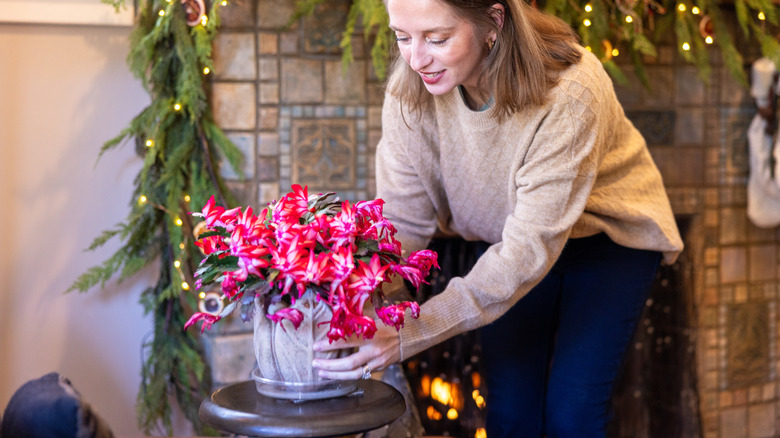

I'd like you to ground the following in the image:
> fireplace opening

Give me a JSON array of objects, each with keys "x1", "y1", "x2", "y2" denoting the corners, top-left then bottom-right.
[{"x1": 404, "y1": 218, "x2": 699, "y2": 437}]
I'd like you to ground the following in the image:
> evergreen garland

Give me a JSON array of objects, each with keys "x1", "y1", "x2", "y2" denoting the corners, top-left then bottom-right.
[
  {"x1": 70, "y1": 0, "x2": 242, "y2": 434},
  {"x1": 296, "y1": 0, "x2": 780, "y2": 86}
]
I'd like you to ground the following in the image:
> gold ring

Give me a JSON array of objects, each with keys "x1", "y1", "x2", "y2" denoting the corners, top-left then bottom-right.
[{"x1": 361, "y1": 364, "x2": 371, "y2": 380}]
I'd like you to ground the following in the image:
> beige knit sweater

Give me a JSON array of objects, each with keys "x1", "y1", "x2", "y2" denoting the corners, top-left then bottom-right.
[{"x1": 376, "y1": 48, "x2": 684, "y2": 361}]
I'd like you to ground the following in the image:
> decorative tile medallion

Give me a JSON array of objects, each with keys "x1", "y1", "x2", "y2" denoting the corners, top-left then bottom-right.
[
  {"x1": 281, "y1": 105, "x2": 369, "y2": 202},
  {"x1": 292, "y1": 119, "x2": 355, "y2": 189}
]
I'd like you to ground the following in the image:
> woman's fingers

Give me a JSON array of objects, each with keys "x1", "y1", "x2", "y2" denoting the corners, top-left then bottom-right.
[
  {"x1": 312, "y1": 350, "x2": 373, "y2": 380},
  {"x1": 312, "y1": 324, "x2": 402, "y2": 380}
]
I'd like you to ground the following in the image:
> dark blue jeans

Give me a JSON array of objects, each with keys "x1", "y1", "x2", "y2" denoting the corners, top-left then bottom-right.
[{"x1": 479, "y1": 233, "x2": 661, "y2": 438}]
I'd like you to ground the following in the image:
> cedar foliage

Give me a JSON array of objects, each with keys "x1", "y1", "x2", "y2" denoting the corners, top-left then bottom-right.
[
  {"x1": 298, "y1": 0, "x2": 780, "y2": 87},
  {"x1": 71, "y1": 0, "x2": 241, "y2": 434}
]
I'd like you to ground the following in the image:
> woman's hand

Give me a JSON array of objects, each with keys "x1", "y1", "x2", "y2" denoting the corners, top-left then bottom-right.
[{"x1": 312, "y1": 323, "x2": 402, "y2": 380}]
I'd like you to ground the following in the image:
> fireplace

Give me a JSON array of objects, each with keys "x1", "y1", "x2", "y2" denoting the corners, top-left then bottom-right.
[{"x1": 403, "y1": 218, "x2": 700, "y2": 438}]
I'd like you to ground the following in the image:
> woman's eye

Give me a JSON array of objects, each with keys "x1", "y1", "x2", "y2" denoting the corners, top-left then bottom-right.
[
  {"x1": 426, "y1": 38, "x2": 447, "y2": 46},
  {"x1": 395, "y1": 35, "x2": 410, "y2": 43}
]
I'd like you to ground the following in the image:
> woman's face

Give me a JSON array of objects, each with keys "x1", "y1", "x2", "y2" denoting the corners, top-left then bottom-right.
[{"x1": 387, "y1": 0, "x2": 489, "y2": 101}]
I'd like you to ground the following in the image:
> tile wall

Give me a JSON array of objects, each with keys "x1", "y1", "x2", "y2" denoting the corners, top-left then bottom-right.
[{"x1": 204, "y1": 1, "x2": 780, "y2": 436}]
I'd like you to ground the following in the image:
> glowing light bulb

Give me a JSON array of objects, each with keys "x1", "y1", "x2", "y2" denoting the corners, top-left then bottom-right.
[
  {"x1": 583, "y1": 19, "x2": 592, "y2": 26},
  {"x1": 585, "y1": 46, "x2": 592, "y2": 52},
  {"x1": 625, "y1": 15, "x2": 633, "y2": 23},
  {"x1": 179, "y1": 243, "x2": 186, "y2": 250},
  {"x1": 145, "y1": 139, "x2": 154, "y2": 147},
  {"x1": 678, "y1": 4, "x2": 686, "y2": 12},
  {"x1": 758, "y1": 11, "x2": 766, "y2": 20},
  {"x1": 138, "y1": 195, "x2": 147, "y2": 204},
  {"x1": 705, "y1": 36, "x2": 714, "y2": 44},
  {"x1": 200, "y1": 15, "x2": 208, "y2": 25},
  {"x1": 184, "y1": 195, "x2": 191, "y2": 202},
  {"x1": 174, "y1": 260, "x2": 181, "y2": 268},
  {"x1": 682, "y1": 42, "x2": 691, "y2": 50},
  {"x1": 612, "y1": 48, "x2": 620, "y2": 57},
  {"x1": 175, "y1": 217, "x2": 183, "y2": 226},
  {"x1": 446, "y1": 408, "x2": 458, "y2": 420},
  {"x1": 203, "y1": 67, "x2": 210, "y2": 75},
  {"x1": 584, "y1": 3, "x2": 592, "y2": 12},
  {"x1": 174, "y1": 103, "x2": 182, "y2": 111},
  {"x1": 691, "y1": 6, "x2": 700, "y2": 14},
  {"x1": 182, "y1": 282, "x2": 190, "y2": 291},
  {"x1": 199, "y1": 291, "x2": 206, "y2": 299},
  {"x1": 475, "y1": 428, "x2": 487, "y2": 438},
  {"x1": 158, "y1": 9, "x2": 165, "y2": 16},
  {"x1": 221, "y1": 0, "x2": 227, "y2": 5}
]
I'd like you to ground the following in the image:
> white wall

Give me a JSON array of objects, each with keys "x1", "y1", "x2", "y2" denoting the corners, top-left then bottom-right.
[{"x1": 0, "y1": 23, "x2": 155, "y2": 436}]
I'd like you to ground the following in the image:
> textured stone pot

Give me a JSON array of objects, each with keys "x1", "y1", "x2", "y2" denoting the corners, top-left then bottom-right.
[{"x1": 252, "y1": 291, "x2": 355, "y2": 400}]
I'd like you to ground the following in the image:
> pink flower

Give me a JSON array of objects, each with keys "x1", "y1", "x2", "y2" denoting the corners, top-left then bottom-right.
[
  {"x1": 347, "y1": 254, "x2": 389, "y2": 294},
  {"x1": 376, "y1": 302, "x2": 420, "y2": 331},
  {"x1": 272, "y1": 184, "x2": 310, "y2": 224},
  {"x1": 266, "y1": 308, "x2": 304, "y2": 332},
  {"x1": 327, "y1": 201, "x2": 358, "y2": 250},
  {"x1": 186, "y1": 185, "x2": 437, "y2": 343},
  {"x1": 406, "y1": 249, "x2": 440, "y2": 272},
  {"x1": 184, "y1": 312, "x2": 222, "y2": 333}
]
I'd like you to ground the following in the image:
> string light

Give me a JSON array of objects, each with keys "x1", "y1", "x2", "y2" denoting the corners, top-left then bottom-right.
[
  {"x1": 678, "y1": 4, "x2": 686, "y2": 12},
  {"x1": 174, "y1": 260, "x2": 181, "y2": 268},
  {"x1": 758, "y1": 11, "x2": 766, "y2": 20},
  {"x1": 201, "y1": 15, "x2": 208, "y2": 26},
  {"x1": 199, "y1": 291, "x2": 207, "y2": 299},
  {"x1": 179, "y1": 243, "x2": 186, "y2": 250},
  {"x1": 584, "y1": 3, "x2": 593, "y2": 12},
  {"x1": 221, "y1": 0, "x2": 227, "y2": 5},
  {"x1": 612, "y1": 48, "x2": 620, "y2": 57},
  {"x1": 182, "y1": 282, "x2": 190, "y2": 291},
  {"x1": 682, "y1": 42, "x2": 691, "y2": 50},
  {"x1": 175, "y1": 217, "x2": 183, "y2": 226},
  {"x1": 184, "y1": 195, "x2": 191, "y2": 202},
  {"x1": 691, "y1": 6, "x2": 700, "y2": 14},
  {"x1": 585, "y1": 45, "x2": 592, "y2": 51},
  {"x1": 446, "y1": 408, "x2": 458, "y2": 420},
  {"x1": 158, "y1": 9, "x2": 165, "y2": 16},
  {"x1": 583, "y1": 19, "x2": 592, "y2": 26},
  {"x1": 705, "y1": 36, "x2": 714, "y2": 44},
  {"x1": 475, "y1": 428, "x2": 487, "y2": 438},
  {"x1": 138, "y1": 195, "x2": 148, "y2": 204},
  {"x1": 174, "y1": 103, "x2": 182, "y2": 111},
  {"x1": 625, "y1": 15, "x2": 633, "y2": 23},
  {"x1": 203, "y1": 67, "x2": 210, "y2": 75},
  {"x1": 145, "y1": 139, "x2": 154, "y2": 147}
]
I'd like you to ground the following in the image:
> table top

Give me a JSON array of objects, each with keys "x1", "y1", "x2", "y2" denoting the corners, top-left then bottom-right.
[{"x1": 198, "y1": 379, "x2": 406, "y2": 438}]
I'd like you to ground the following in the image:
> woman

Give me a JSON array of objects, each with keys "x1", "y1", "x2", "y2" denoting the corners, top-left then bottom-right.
[{"x1": 313, "y1": 0, "x2": 684, "y2": 436}]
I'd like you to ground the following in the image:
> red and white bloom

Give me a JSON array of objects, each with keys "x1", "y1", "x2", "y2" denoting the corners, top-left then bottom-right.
[{"x1": 186, "y1": 185, "x2": 439, "y2": 342}]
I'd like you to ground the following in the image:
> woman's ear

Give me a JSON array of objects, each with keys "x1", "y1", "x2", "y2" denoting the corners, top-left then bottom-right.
[{"x1": 489, "y1": 3, "x2": 505, "y2": 30}]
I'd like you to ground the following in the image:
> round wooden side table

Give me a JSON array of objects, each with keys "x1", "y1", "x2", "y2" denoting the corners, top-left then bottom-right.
[{"x1": 199, "y1": 379, "x2": 406, "y2": 438}]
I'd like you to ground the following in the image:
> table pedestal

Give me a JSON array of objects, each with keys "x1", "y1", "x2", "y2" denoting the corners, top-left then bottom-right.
[{"x1": 199, "y1": 379, "x2": 406, "y2": 438}]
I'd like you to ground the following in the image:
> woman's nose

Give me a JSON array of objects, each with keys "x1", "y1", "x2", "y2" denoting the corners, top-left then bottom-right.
[{"x1": 408, "y1": 40, "x2": 430, "y2": 71}]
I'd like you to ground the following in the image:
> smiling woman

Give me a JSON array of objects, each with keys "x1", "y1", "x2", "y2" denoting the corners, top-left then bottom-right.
[{"x1": 310, "y1": 2, "x2": 684, "y2": 437}]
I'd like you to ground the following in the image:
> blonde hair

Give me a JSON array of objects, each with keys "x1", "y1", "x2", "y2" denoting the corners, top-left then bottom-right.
[{"x1": 386, "y1": 0, "x2": 581, "y2": 122}]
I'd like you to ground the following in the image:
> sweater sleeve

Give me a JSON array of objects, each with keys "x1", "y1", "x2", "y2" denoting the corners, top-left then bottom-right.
[
  {"x1": 397, "y1": 68, "x2": 619, "y2": 360},
  {"x1": 376, "y1": 94, "x2": 440, "y2": 255}
]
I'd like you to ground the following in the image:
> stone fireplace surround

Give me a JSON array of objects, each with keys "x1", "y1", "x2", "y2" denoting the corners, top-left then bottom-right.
[{"x1": 200, "y1": 1, "x2": 780, "y2": 437}]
